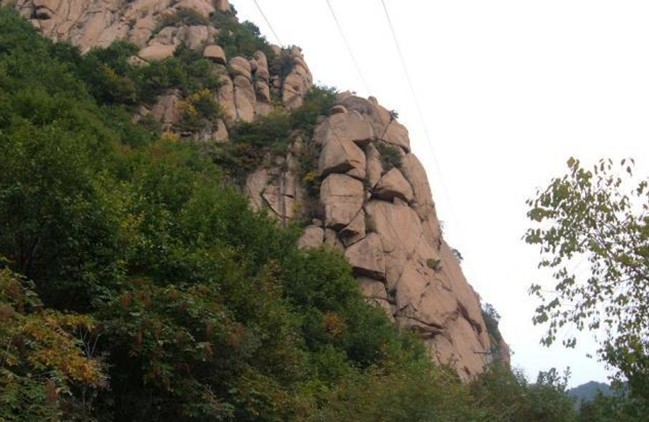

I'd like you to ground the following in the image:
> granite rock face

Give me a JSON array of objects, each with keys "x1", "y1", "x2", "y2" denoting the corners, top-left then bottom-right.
[
  {"x1": 11, "y1": 0, "x2": 506, "y2": 381},
  {"x1": 4, "y1": 0, "x2": 312, "y2": 135},
  {"x1": 288, "y1": 95, "x2": 505, "y2": 380}
]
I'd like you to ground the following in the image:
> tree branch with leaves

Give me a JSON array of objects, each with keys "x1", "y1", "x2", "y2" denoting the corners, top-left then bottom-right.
[{"x1": 525, "y1": 157, "x2": 649, "y2": 399}]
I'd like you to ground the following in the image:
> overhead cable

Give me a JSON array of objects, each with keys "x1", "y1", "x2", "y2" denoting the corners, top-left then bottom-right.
[
  {"x1": 379, "y1": 0, "x2": 472, "y2": 278},
  {"x1": 325, "y1": 0, "x2": 372, "y2": 95},
  {"x1": 252, "y1": 0, "x2": 283, "y2": 46}
]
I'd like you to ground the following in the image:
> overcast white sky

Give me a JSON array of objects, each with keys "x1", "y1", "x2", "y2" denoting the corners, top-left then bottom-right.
[{"x1": 233, "y1": 0, "x2": 649, "y2": 387}]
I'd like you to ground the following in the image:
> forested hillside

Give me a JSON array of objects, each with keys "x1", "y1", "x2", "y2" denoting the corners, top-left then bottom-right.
[{"x1": 0, "y1": 6, "x2": 586, "y2": 421}]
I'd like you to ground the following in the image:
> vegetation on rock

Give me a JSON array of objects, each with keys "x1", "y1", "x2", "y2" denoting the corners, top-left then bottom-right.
[{"x1": 0, "y1": 6, "x2": 603, "y2": 421}]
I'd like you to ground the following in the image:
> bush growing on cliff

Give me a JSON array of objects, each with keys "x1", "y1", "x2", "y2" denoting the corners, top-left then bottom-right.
[
  {"x1": 0, "y1": 7, "x2": 595, "y2": 421},
  {"x1": 212, "y1": 10, "x2": 275, "y2": 60}
]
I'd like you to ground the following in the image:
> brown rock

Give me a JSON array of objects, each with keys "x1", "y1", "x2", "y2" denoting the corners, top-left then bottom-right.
[
  {"x1": 245, "y1": 168, "x2": 269, "y2": 212},
  {"x1": 255, "y1": 79, "x2": 271, "y2": 103},
  {"x1": 229, "y1": 56, "x2": 252, "y2": 80},
  {"x1": 327, "y1": 111, "x2": 375, "y2": 146},
  {"x1": 298, "y1": 225, "x2": 324, "y2": 250},
  {"x1": 149, "y1": 26, "x2": 180, "y2": 47},
  {"x1": 217, "y1": 74, "x2": 236, "y2": 121},
  {"x1": 214, "y1": 0, "x2": 230, "y2": 12},
  {"x1": 320, "y1": 174, "x2": 364, "y2": 230},
  {"x1": 329, "y1": 105, "x2": 347, "y2": 115},
  {"x1": 357, "y1": 277, "x2": 388, "y2": 299},
  {"x1": 365, "y1": 143, "x2": 383, "y2": 189},
  {"x1": 138, "y1": 44, "x2": 176, "y2": 61},
  {"x1": 374, "y1": 167, "x2": 415, "y2": 203},
  {"x1": 344, "y1": 233, "x2": 385, "y2": 280},
  {"x1": 339, "y1": 209, "x2": 366, "y2": 247},
  {"x1": 365, "y1": 200, "x2": 422, "y2": 257},
  {"x1": 150, "y1": 90, "x2": 180, "y2": 128},
  {"x1": 211, "y1": 119, "x2": 229, "y2": 143},
  {"x1": 233, "y1": 75, "x2": 255, "y2": 122},
  {"x1": 400, "y1": 154, "x2": 435, "y2": 220},
  {"x1": 253, "y1": 50, "x2": 268, "y2": 70},
  {"x1": 203, "y1": 44, "x2": 226, "y2": 64},
  {"x1": 324, "y1": 228, "x2": 345, "y2": 251},
  {"x1": 186, "y1": 25, "x2": 213, "y2": 50},
  {"x1": 318, "y1": 130, "x2": 366, "y2": 179},
  {"x1": 382, "y1": 121, "x2": 411, "y2": 152},
  {"x1": 175, "y1": 0, "x2": 214, "y2": 18}
]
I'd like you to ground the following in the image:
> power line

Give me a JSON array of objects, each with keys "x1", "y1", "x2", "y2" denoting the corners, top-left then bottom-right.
[
  {"x1": 252, "y1": 0, "x2": 283, "y2": 46},
  {"x1": 379, "y1": 0, "x2": 438, "y2": 169},
  {"x1": 379, "y1": 0, "x2": 475, "y2": 284},
  {"x1": 379, "y1": 3, "x2": 455, "y2": 214},
  {"x1": 324, "y1": 0, "x2": 372, "y2": 95}
]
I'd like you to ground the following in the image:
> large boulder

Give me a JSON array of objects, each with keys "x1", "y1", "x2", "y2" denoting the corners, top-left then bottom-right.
[
  {"x1": 374, "y1": 167, "x2": 414, "y2": 203},
  {"x1": 320, "y1": 174, "x2": 364, "y2": 230},
  {"x1": 229, "y1": 56, "x2": 252, "y2": 80},
  {"x1": 217, "y1": 74, "x2": 236, "y2": 121},
  {"x1": 326, "y1": 111, "x2": 375, "y2": 146},
  {"x1": 298, "y1": 225, "x2": 324, "y2": 249},
  {"x1": 318, "y1": 132, "x2": 366, "y2": 179},
  {"x1": 233, "y1": 75, "x2": 255, "y2": 122},
  {"x1": 203, "y1": 44, "x2": 226, "y2": 64},
  {"x1": 138, "y1": 44, "x2": 176, "y2": 61},
  {"x1": 344, "y1": 233, "x2": 385, "y2": 280},
  {"x1": 150, "y1": 90, "x2": 181, "y2": 129}
]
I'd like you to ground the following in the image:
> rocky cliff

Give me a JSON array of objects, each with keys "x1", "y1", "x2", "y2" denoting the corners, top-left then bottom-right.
[{"x1": 4, "y1": 0, "x2": 507, "y2": 380}]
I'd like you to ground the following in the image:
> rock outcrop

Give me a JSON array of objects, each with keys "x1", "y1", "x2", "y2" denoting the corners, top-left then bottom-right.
[
  {"x1": 293, "y1": 95, "x2": 501, "y2": 380},
  {"x1": 4, "y1": 0, "x2": 313, "y2": 136},
  {"x1": 9, "y1": 0, "x2": 505, "y2": 381},
  {"x1": 6, "y1": 0, "x2": 228, "y2": 51}
]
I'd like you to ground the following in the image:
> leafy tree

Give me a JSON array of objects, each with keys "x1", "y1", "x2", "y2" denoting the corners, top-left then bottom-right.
[
  {"x1": 470, "y1": 366, "x2": 577, "y2": 422},
  {"x1": 525, "y1": 157, "x2": 649, "y2": 399},
  {"x1": 0, "y1": 264, "x2": 105, "y2": 421}
]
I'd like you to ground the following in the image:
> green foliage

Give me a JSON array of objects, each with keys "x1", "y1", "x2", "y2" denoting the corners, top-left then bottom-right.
[
  {"x1": 482, "y1": 303, "x2": 503, "y2": 344},
  {"x1": 157, "y1": 7, "x2": 210, "y2": 30},
  {"x1": 577, "y1": 388, "x2": 648, "y2": 421},
  {"x1": 177, "y1": 88, "x2": 223, "y2": 132},
  {"x1": 269, "y1": 48, "x2": 296, "y2": 83},
  {"x1": 525, "y1": 157, "x2": 649, "y2": 400},
  {"x1": 471, "y1": 366, "x2": 577, "y2": 422},
  {"x1": 0, "y1": 7, "x2": 605, "y2": 421},
  {"x1": 375, "y1": 141, "x2": 403, "y2": 170},
  {"x1": 289, "y1": 85, "x2": 337, "y2": 137},
  {"x1": 212, "y1": 10, "x2": 275, "y2": 59},
  {"x1": 312, "y1": 360, "x2": 479, "y2": 422},
  {"x1": 426, "y1": 258, "x2": 442, "y2": 272},
  {"x1": 213, "y1": 85, "x2": 337, "y2": 184},
  {"x1": 0, "y1": 265, "x2": 105, "y2": 421}
]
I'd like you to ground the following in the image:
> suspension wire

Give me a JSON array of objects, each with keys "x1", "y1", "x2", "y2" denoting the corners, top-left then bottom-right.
[
  {"x1": 379, "y1": 0, "x2": 482, "y2": 294},
  {"x1": 324, "y1": 0, "x2": 372, "y2": 95},
  {"x1": 251, "y1": 0, "x2": 283, "y2": 46}
]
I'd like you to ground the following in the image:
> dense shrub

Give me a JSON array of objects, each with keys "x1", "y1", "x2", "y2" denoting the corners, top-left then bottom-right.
[{"x1": 212, "y1": 10, "x2": 275, "y2": 59}]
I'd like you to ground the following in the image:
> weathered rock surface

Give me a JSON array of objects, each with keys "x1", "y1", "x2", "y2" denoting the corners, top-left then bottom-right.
[
  {"x1": 344, "y1": 233, "x2": 385, "y2": 280},
  {"x1": 282, "y1": 47, "x2": 313, "y2": 110},
  {"x1": 233, "y1": 74, "x2": 255, "y2": 122},
  {"x1": 5, "y1": 0, "x2": 313, "y2": 136},
  {"x1": 298, "y1": 225, "x2": 324, "y2": 250},
  {"x1": 303, "y1": 96, "x2": 506, "y2": 380},
  {"x1": 203, "y1": 44, "x2": 226, "y2": 64},
  {"x1": 12, "y1": 0, "x2": 508, "y2": 381},
  {"x1": 318, "y1": 133, "x2": 366, "y2": 179},
  {"x1": 374, "y1": 167, "x2": 415, "y2": 203},
  {"x1": 320, "y1": 174, "x2": 364, "y2": 230}
]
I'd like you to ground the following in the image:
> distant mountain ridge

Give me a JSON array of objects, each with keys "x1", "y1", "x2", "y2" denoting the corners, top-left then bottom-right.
[{"x1": 567, "y1": 381, "x2": 613, "y2": 403}]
